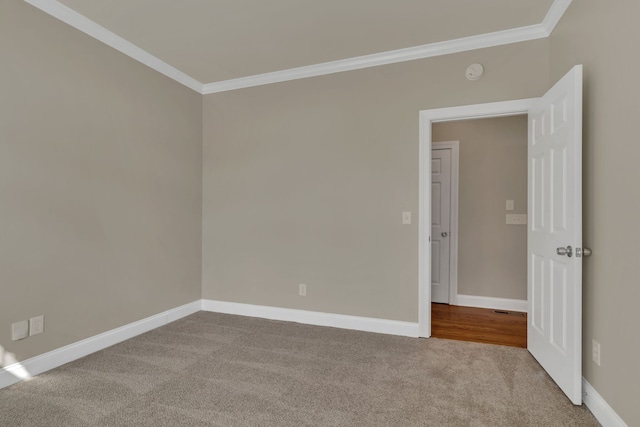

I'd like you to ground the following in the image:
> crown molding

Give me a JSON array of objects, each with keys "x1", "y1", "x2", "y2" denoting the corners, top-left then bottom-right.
[
  {"x1": 23, "y1": 0, "x2": 204, "y2": 93},
  {"x1": 202, "y1": 24, "x2": 548, "y2": 94},
  {"x1": 201, "y1": 0, "x2": 572, "y2": 94},
  {"x1": 24, "y1": 0, "x2": 571, "y2": 95},
  {"x1": 542, "y1": 0, "x2": 573, "y2": 35}
]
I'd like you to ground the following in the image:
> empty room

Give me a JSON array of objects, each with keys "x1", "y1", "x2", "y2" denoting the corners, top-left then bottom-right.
[{"x1": 1, "y1": 1, "x2": 638, "y2": 426}]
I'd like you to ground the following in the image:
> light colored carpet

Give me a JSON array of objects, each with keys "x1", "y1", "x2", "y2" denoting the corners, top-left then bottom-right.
[{"x1": 0, "y1": 312, "x2": 599, "y2": 426}]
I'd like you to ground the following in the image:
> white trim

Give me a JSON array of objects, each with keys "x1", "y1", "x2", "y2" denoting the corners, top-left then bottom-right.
[
  {"x1": 419, "y1": 98, "x2": 537, "y2": 338},
  {"x1": 23, "y1": 0, "x2": 570, "y2": 94},
  {"x1": 202, "y1": 300, "x2": 419, "y2": 338},
  {"x1": 418, "y1": 109, "x2": 432, "y2": 338},
  {"x1": 1, "y1": 301, "x2": 627, "y2": 427},
  {"x1": 432, "y1": 141, "x2": 460, "y2": 305},
  {"x1": 542, "y1": 0, "x2": 573, "y2": 36},
  {"x1": 582, "y1": 378, "x2": 629, "y2": 427},
  {"x1": 421, "y1": 99, "x2": 538, "y2": 123},
  {"x1": 0, "y1": 300, "x2": 201, "y2": 390},
  {"x1": 202, "y1": 25, "x2": 548, "y2": 94},
  {"x1": 456, "y1": 294, "x2": 528, "y2": 312},
  {"x1": 202, "y1": 0, "x2": 571, "y2": 93},
  {"x1": 23, "y1": 0, "x2": 204, "y2": 93}
]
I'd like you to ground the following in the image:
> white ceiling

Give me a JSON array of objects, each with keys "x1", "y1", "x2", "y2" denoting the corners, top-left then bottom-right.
[{"x1": 26, "y1": 0, "x2": 568, "y2": 93}]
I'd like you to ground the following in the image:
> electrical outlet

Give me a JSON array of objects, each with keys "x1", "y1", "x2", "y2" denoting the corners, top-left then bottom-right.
[
  {"x1": 11, "y1": 320, "x2": 29, "y2": 341},
  {"x1": 29, "y1": 315, "x2": 44, "y2": 336},
  {"x1": 402, "y1": 211, "x2": 412, "y2": 225},
  {"x1": 592, "y1": 339, "x2": 601, "y2": 366},
  {"x1": 299, "y1": 283, "x2": 307, "y2": 296}
]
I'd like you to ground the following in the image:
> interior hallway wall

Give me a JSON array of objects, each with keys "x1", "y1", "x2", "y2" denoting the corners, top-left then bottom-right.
[
  {"x1": 433, "y1": 116, "x2": 528, "y2": 301},
  {"x1": 0, "y1": 1, "x2": 203, "y2": 362}
]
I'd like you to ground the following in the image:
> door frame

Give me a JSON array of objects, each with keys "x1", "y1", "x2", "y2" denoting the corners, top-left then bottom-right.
[
  {"x1": 431, "y1": 141, "x2": 460, "y2": 305},
  {"x1": 418, "y1": 98, "x2": 538, "y2": 338}
]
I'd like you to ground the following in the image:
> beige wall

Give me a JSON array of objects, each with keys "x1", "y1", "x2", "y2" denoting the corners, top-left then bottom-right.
[
  {"x1": 2, "y1": 2, "x2": 636, "y2": 423},
  {"x1": 550, "y1": 1, "x2": 640, "y2": 424},
  {"x1": 433, "y1": 116, "x2": 527, "y2": 301},
  {"x1": 202, "y1": 40, "x2": 549, "y2": 322},
  {"x1": 0, "y1": 1, "x2": 203, "y2": 362}
]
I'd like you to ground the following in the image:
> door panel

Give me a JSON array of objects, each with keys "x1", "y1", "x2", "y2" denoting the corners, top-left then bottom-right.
[
  {"x1": 431, "y1": 182, "x2": 442, "y2": 226},
  {"x1": 530, "y1": 252, "x2": 545, "y2": 335},
  {"x1": 431, "y1": 241, "x2": 441, "y2": 283},
  {"x1": 550, "y1": 259, "x2": 568, "y2": 353},
  {"x1": 531, "y1": 153, "x2": 545, "y2": 231},
  {"x1": 431, "y1": 148, "x2": 451, "y2": 304},
  {"x1": 528, "y1": 65, "x2": 583, "y2": 405}
]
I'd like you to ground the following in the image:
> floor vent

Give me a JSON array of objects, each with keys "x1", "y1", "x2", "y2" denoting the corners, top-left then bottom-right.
[{"x1": 493, "y1": 310, "x2": 526, "y2": 317}]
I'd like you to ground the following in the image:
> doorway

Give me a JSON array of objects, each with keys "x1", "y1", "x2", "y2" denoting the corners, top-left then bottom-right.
[
  {"x1": 418, "y1": 98, "x2": 536, "y2": 339},
  {"x1": 431, "y1": 116, "x2": 529, "y2": 309},
  {"x1": 430, "y1": 116, "x2": 528, "y2": 347},
  {"x1": 418, "y1": 64, "x2": 584, "y2": 406}
]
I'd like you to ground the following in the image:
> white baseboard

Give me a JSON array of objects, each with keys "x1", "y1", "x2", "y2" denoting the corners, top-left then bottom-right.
[
  {"x1": 456, "y1": 294, "x2": 527, "y2": 312},
  {"x1": 582, "y1": 378, "x2": 628, "y2": 427},
  {"x1": 202, "y1": 300, "x2": 419, "y2": 338},
  {"x1": 0, "y1": 300, "x2": 201, "y2": 390},
  {"x1": 1, "y1": 298, "x2": 628, "y2": 427}
]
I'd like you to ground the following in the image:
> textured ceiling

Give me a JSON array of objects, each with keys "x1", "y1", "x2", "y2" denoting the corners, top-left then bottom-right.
[{"x1": 57, "y1": 0, "x2": 555, "y2": 84}]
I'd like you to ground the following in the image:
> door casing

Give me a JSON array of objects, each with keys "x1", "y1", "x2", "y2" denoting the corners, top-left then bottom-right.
[{"x1": 418, "y1": 99, "x2": 538, "y2": 338}]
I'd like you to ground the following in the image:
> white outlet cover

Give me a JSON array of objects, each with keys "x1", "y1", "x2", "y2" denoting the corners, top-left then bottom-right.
[
  {"x1": 402, "y1": 211, "x2": 412, "y2": 225},
  {"x1": 12, "y1": 320, "x2": 29, "y2": 341},
  {"x1": 592, "y1": 340, "x2": 601, "y2": 366},
  {"x1": 29, "y1": 315, "x2": 44, "y2": 336}
]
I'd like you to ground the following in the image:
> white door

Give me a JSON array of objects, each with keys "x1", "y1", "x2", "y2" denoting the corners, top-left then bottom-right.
[
  {"x1": 431, "y1": 148, "x2": 451, "y2": 304},
  {"x1": 528, "y1": 65, "x2": 583, "y2": 404}
]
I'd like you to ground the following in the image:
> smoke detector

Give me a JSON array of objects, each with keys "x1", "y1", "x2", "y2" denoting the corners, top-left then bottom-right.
[{"x1": 465, "y1": 63, "x2": 484, "y2": 81}]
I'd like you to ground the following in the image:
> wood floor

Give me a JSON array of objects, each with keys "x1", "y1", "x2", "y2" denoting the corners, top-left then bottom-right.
[{"x1": 431, "y1": 303, "x2": 527, "y2": 348}]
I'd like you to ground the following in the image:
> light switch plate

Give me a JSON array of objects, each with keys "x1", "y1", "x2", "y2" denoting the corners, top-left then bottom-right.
[
  {"x1": 402, "y1": 211, "x2": 411, "y2": 225},
  {"x1": 12, "y1": 320, "x2": 29, "y2": 341},
  {"x1": 506, "y1": 200, "x2": 515, "y2": 211},
  {"x1": 506, "y1": 214, "x2": 527, "y2": 225}
]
